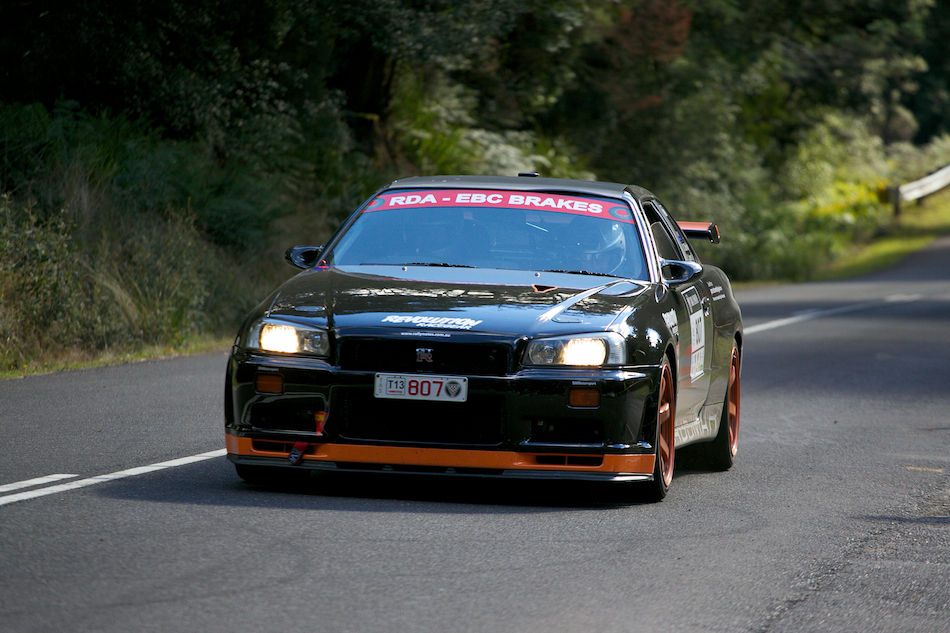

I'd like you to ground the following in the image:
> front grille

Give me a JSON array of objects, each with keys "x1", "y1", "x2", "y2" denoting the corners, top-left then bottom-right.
[
  {"x1": 335, "y1": 387, "x2": 506, "y2": 446},
  {"x1": 339, "y1": 339, "x2": 510, "y2": 376}
]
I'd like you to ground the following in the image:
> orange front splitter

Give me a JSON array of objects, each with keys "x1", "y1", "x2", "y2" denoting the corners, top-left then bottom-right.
[{"x1": 226, "y1": 434, "x2": 654, "y2": 476}]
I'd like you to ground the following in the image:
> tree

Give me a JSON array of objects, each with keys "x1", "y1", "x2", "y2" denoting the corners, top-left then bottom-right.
[{"x1": 911, "y1": 0, "x2": 950, "y2": 141}]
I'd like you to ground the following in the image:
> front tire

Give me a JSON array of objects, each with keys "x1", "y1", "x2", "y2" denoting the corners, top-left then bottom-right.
[{"x1": 642, "y1": 358, "x2": 675, "y2": 502}]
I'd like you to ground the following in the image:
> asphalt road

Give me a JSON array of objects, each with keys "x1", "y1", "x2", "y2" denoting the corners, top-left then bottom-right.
[{"x1": 1, "y1": 237, "x2": 948, "y2": 633}]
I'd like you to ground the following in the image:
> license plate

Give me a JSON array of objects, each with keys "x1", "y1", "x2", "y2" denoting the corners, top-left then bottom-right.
[{"x1": 374, "y1": 374, "x2": 468, "y2": 402}]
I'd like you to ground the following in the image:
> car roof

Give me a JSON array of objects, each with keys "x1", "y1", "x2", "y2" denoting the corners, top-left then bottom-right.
[{"x1": 386, "y1": 175, "x2": 654, "y2": 201}]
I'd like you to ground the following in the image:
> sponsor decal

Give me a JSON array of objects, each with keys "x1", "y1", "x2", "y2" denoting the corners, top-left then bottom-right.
[
  {"x1": 608, "y1": 205, "x2": 632, "y2": 220},
  {"x1": 382, "y1": 315, "x2": 483, "y2": 330},
  {"x1": 400, "y1": 331, "x2": 451, "y2": 338},
  {"x1": 674, "y1": 409, "x2": 718, "y2": 445},
  {"x1": 364, "y1": 196, "x2": 386, "y2": 210},
  {"x1": 689, "y1": 311, "x2": 705, "y2": 381},
  {"x1": 684, "y1": 289, "x2": 701, "y2": 310},
  {"x1": 707, "y1": 281, "x2": 726, "y2": 301},
  {"x1": 364, "y1": 189, "x2": 635, "y2": 224},
  {"x1": 682, "y1": 286, "x2": 706, "y2": 382},
  {"x1": 661, "y1": 309, "x2": 678, "y2": 339}
]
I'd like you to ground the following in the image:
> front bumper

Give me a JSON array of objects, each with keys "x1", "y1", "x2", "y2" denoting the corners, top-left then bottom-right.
[
  {"x1": 225, "y1": 348, "x2": 661, "y2": 481},
  {"x1": 226, "y1": 437, "x2": 655, "y2": 482}
]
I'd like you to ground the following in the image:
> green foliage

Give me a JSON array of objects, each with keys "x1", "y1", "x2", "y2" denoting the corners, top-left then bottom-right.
[
  {"x1": 390, "y1": 71, "x2": 479, "y2": 175},
  {"x1": 0, "y1": 101, "x2": 292, "y2": 368},
  {"x1": 0, "y1": 200, "x2": 108, "y2": 366},
  {"x1": 390, "y1": 67, "x2": 594, "y2": 179},
  {"x1": 695, "y1": 113, "x2": 894, "y2": 281},
  {"x1": 886, "y1": 134, "x2": 950, "y2": 182},
  {"x1": 778, "y1": 113, "x2": 889, "y2": 198},
  {"x1": 0, "y1": 100, "x2": 288, "y2": 250},
  {"x1": 0, "y1": 101, "x2": 148, "y2": 213},
  {"x1": 0, "y1": 195, "x2": 215, "y2": 370},
  {"x1": 712, "y1": 201, "x2": 834, "y2": 281},
  {"x1": 89, "y1": 211, "x2": 210, "y2": 344},
  {"x1": 780, "y1": 113, "x2": 891, "y2": 244}
]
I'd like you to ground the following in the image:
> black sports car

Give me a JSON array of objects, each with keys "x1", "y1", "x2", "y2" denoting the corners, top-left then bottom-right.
[{"x1": 224, "y1": 175, "x2": 742, "y2": 500}]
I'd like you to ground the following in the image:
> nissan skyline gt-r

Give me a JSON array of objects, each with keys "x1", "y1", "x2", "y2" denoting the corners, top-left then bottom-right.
[{"x1": 224, "y1": 175, "x2": 742, "y2": 500}]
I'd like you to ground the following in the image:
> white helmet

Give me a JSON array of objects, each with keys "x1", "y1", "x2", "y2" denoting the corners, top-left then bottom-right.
[{"x1": 578, "y1": 221, "x2": 626, "y2": 274}]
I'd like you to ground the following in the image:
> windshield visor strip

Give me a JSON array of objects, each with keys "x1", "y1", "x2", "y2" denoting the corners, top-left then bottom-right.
[{"x1": 363, "y1": 189, "x2": 638, "y2": 224}]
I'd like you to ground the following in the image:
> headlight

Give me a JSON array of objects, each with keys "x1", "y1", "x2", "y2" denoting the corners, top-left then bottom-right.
[
  {"x1": 247, "y1": 319, "x2": 329, "y2": 356},
  {"x1": 524, "y1": 332, "x2": 626, "y2": 367}
]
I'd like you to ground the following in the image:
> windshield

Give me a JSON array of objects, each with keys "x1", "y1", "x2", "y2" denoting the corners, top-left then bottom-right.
[{"x1": 325, "y1": 188, "x2": 648, "y2": 280}]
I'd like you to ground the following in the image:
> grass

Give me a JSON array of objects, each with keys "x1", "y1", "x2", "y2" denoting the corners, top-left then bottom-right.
[{"x1": 817, "y1": 186, "x2": 950, "y2": 280}]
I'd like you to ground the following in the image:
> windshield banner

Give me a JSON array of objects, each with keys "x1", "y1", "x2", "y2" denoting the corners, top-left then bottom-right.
[{"x1": 363, "y1": 189, "x2": 635, "y2": 223}]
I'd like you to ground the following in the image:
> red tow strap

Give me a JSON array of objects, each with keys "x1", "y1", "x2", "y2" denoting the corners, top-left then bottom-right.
[
  {"x1": 288, "y1": 412, "x2": 327, "y2": 465},
  {"x1": 288, "y1": 441, "x2": 309, "y2": 465}
]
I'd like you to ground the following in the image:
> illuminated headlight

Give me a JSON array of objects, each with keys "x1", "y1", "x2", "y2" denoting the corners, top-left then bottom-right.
[
  {"x1": 247, "y1": 319, "x2": 329, "y2": 356},
  {"x1": 524, "y1": 332, "x2": 626, "y2": 367}
]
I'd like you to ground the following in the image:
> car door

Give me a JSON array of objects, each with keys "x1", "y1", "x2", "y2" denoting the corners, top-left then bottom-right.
[{"x1": 643, "y1": 199, "x2": 714, "y2": 425}]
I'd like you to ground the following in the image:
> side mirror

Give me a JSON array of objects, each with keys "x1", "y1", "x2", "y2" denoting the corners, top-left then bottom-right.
[
  {"x1": 660, "y1": 259, "x2": 702, "y2": 285},
  {"x1": 284, "y1": 245, "x2": 324, "y2": 270}
]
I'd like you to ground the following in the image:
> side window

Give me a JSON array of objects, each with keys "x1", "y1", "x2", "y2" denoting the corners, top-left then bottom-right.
[
  {"x1": 653, "y1": 200, "x2": 698, "y2": 263},
  {"x1": 642, "y1": 201, "x2": 684, "y2": 260}
]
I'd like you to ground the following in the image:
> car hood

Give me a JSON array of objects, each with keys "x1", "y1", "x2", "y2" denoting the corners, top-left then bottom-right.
[{"x1": 264, "y1": 265, "x2": 650, "y2": 338}]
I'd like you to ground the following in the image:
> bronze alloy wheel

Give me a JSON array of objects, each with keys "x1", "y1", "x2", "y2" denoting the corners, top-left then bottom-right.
[
  {"x1": 656, "y1": 360, "x2": 675, "y2": 490},
  {"x1": 638, "y1": 358, "x2": 675, "y2": 502}
]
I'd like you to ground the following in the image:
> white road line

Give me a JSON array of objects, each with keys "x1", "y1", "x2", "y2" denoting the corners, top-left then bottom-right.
[
  {"x1": 744, "y1": 294, "x2": 921, "y2": 335},
  {"x1": 0, "y1": 474, "x2": 79, "y2": 494},
  {"x1": 0, "y1": 449, "x2": 227, "y2": 508},
  {"x1": 885, "y1": 293, "x2": 923, "y2": 303}
]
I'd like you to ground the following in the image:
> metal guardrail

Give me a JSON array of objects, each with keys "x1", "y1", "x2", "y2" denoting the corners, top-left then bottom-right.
[{"x1": 887, "y1": 163, "x2": 950, "y2": 214}]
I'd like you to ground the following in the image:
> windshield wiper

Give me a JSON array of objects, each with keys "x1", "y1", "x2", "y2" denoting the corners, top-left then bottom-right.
[
  {"x1": 539, "y1": 269, "x2": 616, "y2": 277},
  {"x1": 359, "y1": 262, "x2": 474, "y2": 267}
]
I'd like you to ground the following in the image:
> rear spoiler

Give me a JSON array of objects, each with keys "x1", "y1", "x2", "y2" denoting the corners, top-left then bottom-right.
[{"x1": 677, "y1": 221, "x2": 720, "y2": 244}]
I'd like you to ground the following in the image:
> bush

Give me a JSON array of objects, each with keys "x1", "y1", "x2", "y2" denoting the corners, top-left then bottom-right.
[
  {"x1": 0, "y1": 101, "x2": 274, "y2": 369},
  {"x1": 886, "y1": 134, "x2": 950, "y2": 183},
  {"x1": 0, "y1": 198, "x2": 118, "y2": 368},
  {"x1": 690, "y1": 112, "x2": 892, "y2": 281},
  {"x1": 0, "y1": 195, "x2": 215, "y2": 370}
]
